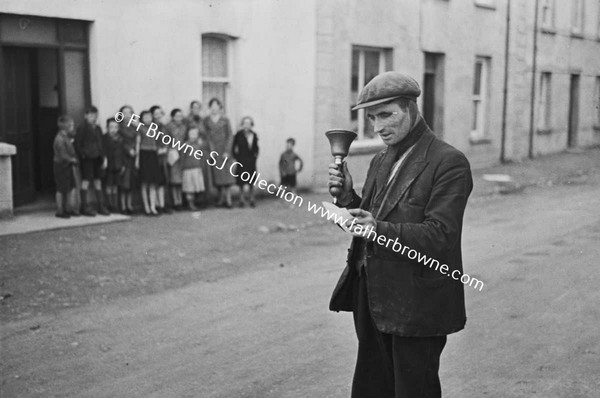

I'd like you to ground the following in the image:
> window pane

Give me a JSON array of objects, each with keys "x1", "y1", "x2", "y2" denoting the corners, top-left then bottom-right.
[
  {"x1": 472, "y1": 101, "x2": 479, "y2": 131},
  {"x1": 364, "y1": 50, "x2": 380, "y2": 85},
  {"x1": 203, "y1": 82, "x2": 227, "y2": 111},
  {"x1": 473, "y1": 61, "x2": 482, "y2": 95},
  {"x1": 202, "y1": 36, "x2": 228, "y2": 78}
]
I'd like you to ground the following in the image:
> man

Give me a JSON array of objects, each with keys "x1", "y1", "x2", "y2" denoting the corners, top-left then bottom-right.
[{"x1": 328, "y1": 71, "x2": 473, "y2": 397}]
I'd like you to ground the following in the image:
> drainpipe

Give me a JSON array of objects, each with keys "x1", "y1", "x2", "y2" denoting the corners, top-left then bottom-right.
[
  {"x1": 528, "y1": 0, "x2": 540, "y2": 159},
  {"x1": 500, "y1": 0, "x2": 511, "y2": 163}
]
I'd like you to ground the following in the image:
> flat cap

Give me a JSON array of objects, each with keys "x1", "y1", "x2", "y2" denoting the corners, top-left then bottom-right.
[{"x1": 352, "y1": 71, "x2": 421, "y2": 110}]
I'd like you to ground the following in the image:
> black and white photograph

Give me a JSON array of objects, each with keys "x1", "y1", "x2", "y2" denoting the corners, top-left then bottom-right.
[{"x1": 1, "y1": 0, "x2": 599, "y2": 397}]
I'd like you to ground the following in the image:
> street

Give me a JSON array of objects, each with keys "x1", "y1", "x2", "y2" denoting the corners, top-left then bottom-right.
[{"x1": 1, "y1": 149, "x2": 600, "y2": 397}]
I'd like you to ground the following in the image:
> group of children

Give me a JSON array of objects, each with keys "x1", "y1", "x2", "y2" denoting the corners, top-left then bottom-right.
[{"x1": 53, "y1": 100, "x2": 304, "y2": 218}]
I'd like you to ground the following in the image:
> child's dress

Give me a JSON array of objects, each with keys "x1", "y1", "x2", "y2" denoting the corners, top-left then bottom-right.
[{"x1": 181, "y1": 140, "x2": 205, "y2": 193}]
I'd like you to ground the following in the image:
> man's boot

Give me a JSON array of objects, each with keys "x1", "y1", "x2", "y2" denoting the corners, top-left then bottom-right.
[{"x1": 96, "y1": 189, "x2": 110, "y2": 216}]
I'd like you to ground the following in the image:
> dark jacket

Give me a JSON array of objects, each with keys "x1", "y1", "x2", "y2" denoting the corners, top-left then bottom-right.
[
  {"x1": 329, "y1": 128, "x2": 473, "y2": 337},
  {"x1": 232, "y1": 129, "x2": 259, "y2": 171},
  {"x1": 74, "y1": 122, "x2": 104, "y2": 159}
]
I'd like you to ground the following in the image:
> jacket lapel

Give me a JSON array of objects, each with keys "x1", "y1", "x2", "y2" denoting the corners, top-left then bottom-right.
[{"x1": 376, "y1": 131, "x2": 435, "y2": 220}]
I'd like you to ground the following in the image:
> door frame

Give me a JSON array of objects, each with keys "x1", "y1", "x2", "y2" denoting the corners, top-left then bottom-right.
[{"x1": 0, "y1": 13, "x2": 92, "y2": 205}]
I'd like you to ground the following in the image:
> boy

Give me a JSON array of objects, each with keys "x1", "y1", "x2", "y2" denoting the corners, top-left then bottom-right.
[
  {"x1": 53, "y1": 116, "x2": 78, "y2": 218},
  {"x1": 103, "y1": 117, "x2": 125, "y2": 212},
  {"x1": 278, "y1": 138, "x2": 303, "y2": 194},
  {"x1": 74, "y1": 106, "x2": 110, "y2": 216}
]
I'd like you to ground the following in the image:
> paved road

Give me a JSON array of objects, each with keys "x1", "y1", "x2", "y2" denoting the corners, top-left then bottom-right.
[{"x1": 2, "y1": 171, "x2": 600, "y2": 397}]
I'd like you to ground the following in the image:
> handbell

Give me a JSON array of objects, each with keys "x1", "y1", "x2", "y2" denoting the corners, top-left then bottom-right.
[{"x1": 325, "y1": 129, "x2": 357, "y2": 202}]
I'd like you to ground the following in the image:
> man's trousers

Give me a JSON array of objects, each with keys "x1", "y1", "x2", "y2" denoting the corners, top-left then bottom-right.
[{"x1": 351, "y1": 270, "x2": 447, "y2": 398}]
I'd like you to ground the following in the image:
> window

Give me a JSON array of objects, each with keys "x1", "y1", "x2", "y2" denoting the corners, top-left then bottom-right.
[
  {"x1": 540, "y1": 0, "x2": 555, "y2": 30},
  {"x1": 471, "y1": 56, "x2": 491, "y2": 141},
  {"x1": 537, "y1": 72, "x2": 552, "y2": 133},
  {"x1": 350, "y1": 46, "x2": 392, "y2": 140},
  {"x1": 202, "y1": 35, "x2": 231, "y2": 111},
  {"x1": 594, "y1": 77, "x2": 600, "y2": 127},
  {"x1": 571, "y1": 0, "x2": 585, "y2": 35}
]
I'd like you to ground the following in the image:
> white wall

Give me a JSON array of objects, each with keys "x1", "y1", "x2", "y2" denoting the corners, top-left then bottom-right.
[{"x1": 1, "y1": 0, "x2": 317, "y2": 185}]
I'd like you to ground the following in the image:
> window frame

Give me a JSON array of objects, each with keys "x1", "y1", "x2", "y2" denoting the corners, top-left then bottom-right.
[
  {"x1": 540, "y1": 0, "x2": 556, "y2": 31},
  {"x1": 594, "y1": 76, "x2": 600, "y2": 129},
  {"x1": 201, "y1": 33, "x2": 234, "y2": 114},
  {"x1": 350, "y1": 45, "x2": 393, "y2": 142},
  {"x1": 571, "y1": 0, "x2": 585, "y2": 36},
  {"x1": 470, "y1": 56, "x2": 491, "y2": 142},
  {"x1": 536, "y1": 72, "x2": 552, "y2": 134}
]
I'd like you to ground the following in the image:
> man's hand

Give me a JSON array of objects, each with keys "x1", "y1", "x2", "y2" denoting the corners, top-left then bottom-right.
[
  {"x1": 328, "y1": 161, "x2": 353, "y2": 204},
  {"x1": 347, "y1": 208, "x2": 377, "y2": 238}
]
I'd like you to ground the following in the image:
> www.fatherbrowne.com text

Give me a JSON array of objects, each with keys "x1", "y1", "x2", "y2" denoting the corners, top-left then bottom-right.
[{"x1": 114, "y1": 111, "x2": 485, "y2": 292}]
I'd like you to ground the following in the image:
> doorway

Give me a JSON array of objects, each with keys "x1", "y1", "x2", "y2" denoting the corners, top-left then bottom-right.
[
  {"x1": 567, "y1": 74, "x2": 580, "y2": 148},
  {"x1": 0, "y1": 14, "x2": 90, "y2": 206},
  {"x1": 423, "y1": 52, "x2": 445, "y2": 138}
]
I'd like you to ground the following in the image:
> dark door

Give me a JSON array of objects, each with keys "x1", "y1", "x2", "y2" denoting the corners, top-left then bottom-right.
[
  {"x1": 422, "y1": 52, "x2": 445, "y2": 138},
  {"x1": 423, "y1": 71, "x2": 435, "y2": 130},
  {"x1": 2, "y1": 47, "x2": 36, "y2": 204},
  {"x1": 568, "y1": 74, "x2": 580, "y2": 148}
]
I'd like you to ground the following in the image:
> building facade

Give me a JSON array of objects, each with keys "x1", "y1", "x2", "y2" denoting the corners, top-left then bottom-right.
[{"x1": 1, "y1": 0, "x2": 599, "y2": 206}]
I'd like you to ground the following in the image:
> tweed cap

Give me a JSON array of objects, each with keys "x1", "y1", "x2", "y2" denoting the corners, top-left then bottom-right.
[{"x1": 352, "y1": 71, "x2": 421, "y2": 110}]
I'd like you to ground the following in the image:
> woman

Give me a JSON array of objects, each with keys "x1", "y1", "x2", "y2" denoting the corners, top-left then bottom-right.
[
  {"x1": 165, "y1": 108, "x2": 188, "y2": 210},
  {"x1": 232, "y1": 116, "x2": 259, "y2": 207},
  {"x1": 185, "y1": 100, "x2": 203, "y2": 129},
  {"x1": 204, "y1": 98, "x2": 235, "y2": 208}
]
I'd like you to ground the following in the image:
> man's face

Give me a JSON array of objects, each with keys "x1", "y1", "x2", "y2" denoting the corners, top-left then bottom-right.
[{"x1": 366, "y1": 101, "x2": 411, "y2": 146}]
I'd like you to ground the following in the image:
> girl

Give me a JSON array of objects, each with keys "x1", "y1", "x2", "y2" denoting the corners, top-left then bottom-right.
[
  {"x1": 118, "y1": 105, "x2": 138, "y2": 214},
  {"x1": 185, "y1": 100, "x2": 203, "y2": 129},
  {"x1": 181, "y1": 127, "x2": 206, "y2": 211},
  {"x1": 166, "y1": 108, "x2": 187, "y2": 210},
  {"x1": 136, "y1": 110, "x2": 161, "y2": 216},
  {"x1": 204, "y1": 98, "x2": 235, "y2": 208},
  {"x1": 232, "y1": 116, "x2": 259, "y2": 207}
]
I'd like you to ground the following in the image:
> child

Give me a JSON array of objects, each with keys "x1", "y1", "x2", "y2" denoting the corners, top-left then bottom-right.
[
  {"x1": 137, "y1": 110, "x2": 161, "y2": 216},
  {"x1": 181, "y1": 127, "x2": 206, "y2": 211},
  {"x1": 53, "y1": 115, "x2": 78, "y2": 218},
  {"x1": 279, "y1": 138, "x2": 303, "y2": 194},
  {"x1": 166, "y1": 108, "x2": 187, "y2": 210},
  {"x1": 118, "y1": 105, "x2": 138, "y2": 214},
  {"x1": 74, "y1": 106, "x2": 109, "y2": 216},
  {"x1": 150, "y1": 105, "x2": 172, "y2": 214},
  {"x1": 103, "y1": 117, "x2": 125, "y2": 212}
]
